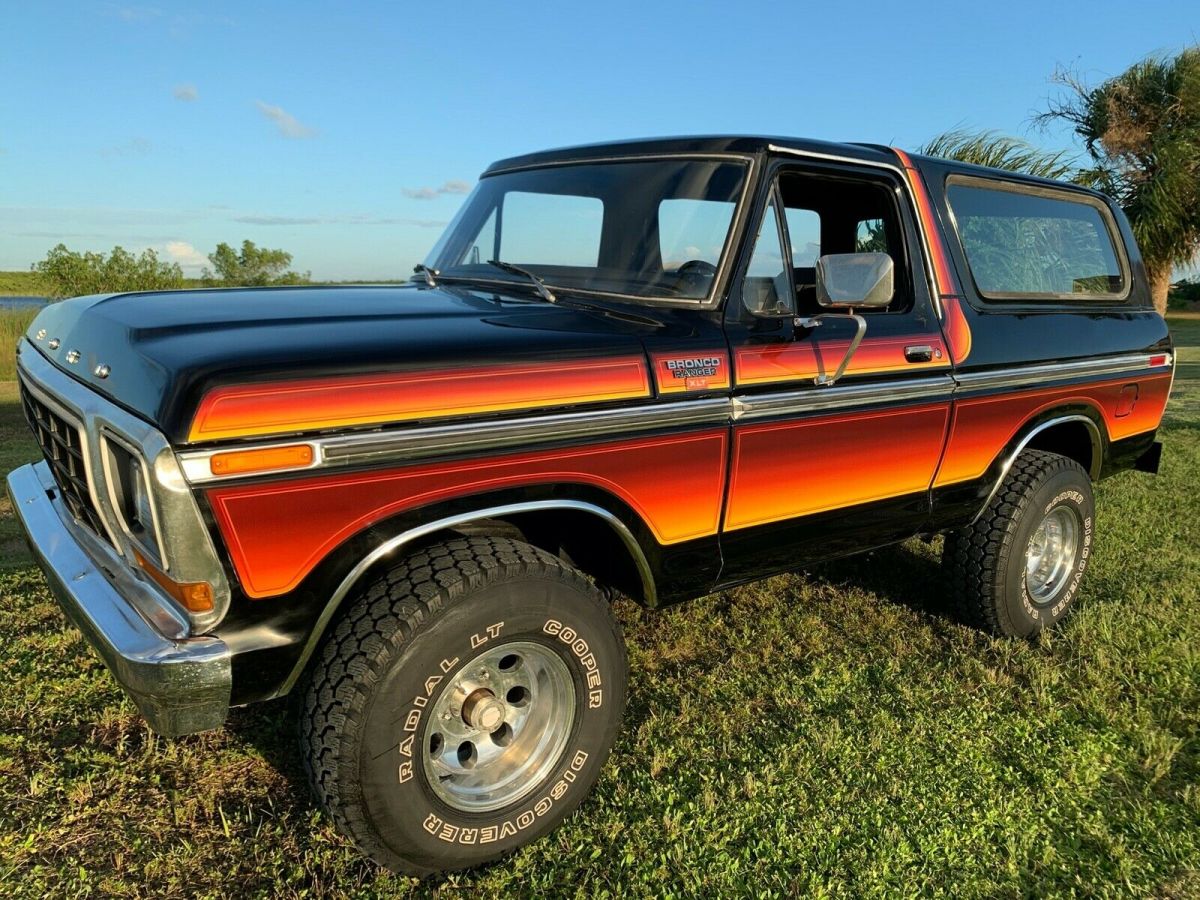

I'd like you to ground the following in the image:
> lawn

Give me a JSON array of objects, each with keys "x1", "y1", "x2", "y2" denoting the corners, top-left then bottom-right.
[
  {"x1": 0, "y1": 270, "x2": 48, "y2": 297},
  {"x1": 1, "y1": 320, "x2": 1197, "y2": 898}
]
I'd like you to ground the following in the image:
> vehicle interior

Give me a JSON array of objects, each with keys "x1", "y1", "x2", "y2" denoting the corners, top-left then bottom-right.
[{"x1": 743, "y1": 170, "x2": 910, "y2": 317}]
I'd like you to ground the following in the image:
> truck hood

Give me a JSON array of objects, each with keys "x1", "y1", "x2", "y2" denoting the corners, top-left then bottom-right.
[{"x1": 20, "y1": 284, "x2": 675, "y2": 445}]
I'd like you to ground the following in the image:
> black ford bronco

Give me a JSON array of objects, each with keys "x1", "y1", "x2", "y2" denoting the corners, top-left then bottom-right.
[{"x1": 9, "y1": 136, "x2": 1172, "y2": 873}]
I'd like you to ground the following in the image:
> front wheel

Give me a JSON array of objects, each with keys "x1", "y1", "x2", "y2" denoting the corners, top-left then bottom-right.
[
  {"x1": 300, "y1": 536, "x2": 628, "y2": 875},
  {"x1": 943, "y1": 449, "x2": 1095, "y2": 637}
]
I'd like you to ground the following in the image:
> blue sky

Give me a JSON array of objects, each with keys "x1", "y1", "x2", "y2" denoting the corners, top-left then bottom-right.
[{"x1": 1, "y1": 1, "x2": 1195, "y2": 281}]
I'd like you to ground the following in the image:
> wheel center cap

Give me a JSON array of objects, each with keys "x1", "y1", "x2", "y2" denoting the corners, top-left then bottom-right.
[{"x1": 461, "y1": 689, "x2": 505, "y2": 731}]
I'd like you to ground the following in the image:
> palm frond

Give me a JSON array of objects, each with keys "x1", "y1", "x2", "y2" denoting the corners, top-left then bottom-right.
[{"x1": 917, "y1": 129, "x2": 1078, "y2": 181}]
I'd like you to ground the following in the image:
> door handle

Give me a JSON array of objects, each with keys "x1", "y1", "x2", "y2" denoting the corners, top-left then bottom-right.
[{"x1": 904, "y1": 344, "x2": 935, "y2": 363}]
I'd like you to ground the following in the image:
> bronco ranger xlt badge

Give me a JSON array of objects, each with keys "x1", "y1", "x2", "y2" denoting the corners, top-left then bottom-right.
[{"x1": 7, "y1": 135, "x2": 1172, "y2": 874}]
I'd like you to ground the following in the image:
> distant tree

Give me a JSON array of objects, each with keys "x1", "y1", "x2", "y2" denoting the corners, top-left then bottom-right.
[
  {"x1": 1036, "y1": 48, "x2": 1200, "y2": 314},
  {"x1": 204, "y1": 240, "x2": 310, "y2": 286},
  {"x1": 33, "y1": 243, "x2": 184, "y2": 299},
  {"x1": 918, "y1": 129, "x2": 1078, "y2": 181}
]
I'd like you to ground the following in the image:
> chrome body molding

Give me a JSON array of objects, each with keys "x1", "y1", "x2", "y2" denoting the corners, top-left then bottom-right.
[
  {"x1": 18, "y1": 343, "x2": 231, "y2": 629},
  {"x1": 970, "y1": 415, "x2": 1104, "y2": 524},
  {"x1": 954, "y1": 353, "x2": 1172, "y2": 394},
  {"x1": 179, "y1": 398, "x2": 732, "y2": 484},
  {"x1": 731, "y1": 375, "x2": 955, "y2": 422},
  {"x1": 274, "y1": 500, "x2": 656, "y2": 697},
  {"x1": 7, "y1": 462, "x2": 230, "y2": 735},
  {"x1": 178, "y1": 353, "x2": 1171, "y2": 485}
]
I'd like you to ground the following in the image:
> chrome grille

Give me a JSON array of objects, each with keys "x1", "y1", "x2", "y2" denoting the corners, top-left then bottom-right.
[{"x1": 19, "y1": 380, "x2": 110, "y2": 542}]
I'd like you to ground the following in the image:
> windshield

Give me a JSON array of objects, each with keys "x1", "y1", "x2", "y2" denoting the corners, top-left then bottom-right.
[{"x1": 422, "y1": 157, "x2": 749, "y2": 302}]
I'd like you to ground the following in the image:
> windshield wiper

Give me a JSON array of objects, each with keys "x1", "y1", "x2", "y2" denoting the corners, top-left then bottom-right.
[
  {"x1": 486, "y1": 260, "x2": 556, "y2": 303},
  {"x1": 412, "y1": 263, "x2": 439, "y2": 287}
]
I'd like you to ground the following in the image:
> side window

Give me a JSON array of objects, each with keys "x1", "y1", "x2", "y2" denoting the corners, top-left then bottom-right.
[
  {"x1": 463, "y1": 209, "x2": 497, "y2": 265},
  {"x1": 500, "y1": 191, "x2": 603, "y2": 267},
  {"x1": 659, "y1": 198, "x2": 737, "y2": 269},
  {"x1": 784, "y1": 208, "x2": 821, "y2": 267},
  {"x1": 776, "y1": 170, "x2": 910, "y2": 313},
  {"x1": 855, "y1": 218, "x2": 888, "y2": 253},
  {"x1": 946, "y1": 180, "x2": 1127, "y2": 300},
  {"x1": 742, "y1": 195, "x2": 791, "y2": 315}
]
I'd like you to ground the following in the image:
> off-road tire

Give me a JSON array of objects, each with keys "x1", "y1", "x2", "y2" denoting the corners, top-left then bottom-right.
[
  {"x1": 943, "y1": 449, "x2": 1095, "y2": 637},
  {"x1": 299, "y1": 536, "x2": 628, "y2": 875}
]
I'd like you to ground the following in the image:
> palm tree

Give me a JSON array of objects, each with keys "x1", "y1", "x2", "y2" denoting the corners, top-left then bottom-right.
[
  {"x1": 1036, "y1": 49, "x2": 1200, "y2": 314},
  {"x1": 918, "y1": 129, "x2": 1078, "y2": 181}
]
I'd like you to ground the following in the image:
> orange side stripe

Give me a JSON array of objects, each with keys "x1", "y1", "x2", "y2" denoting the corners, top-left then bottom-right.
[
  {"x1": 188, "y1": 356, "x2": 652, "y2": 442},
  {"x1": 893, "y1": 147, "x2": 972, "y2": 364}
]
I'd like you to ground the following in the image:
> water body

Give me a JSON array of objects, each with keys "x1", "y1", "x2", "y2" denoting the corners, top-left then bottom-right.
[{"x1": 0, "y1": 296, "x2": 49, "y2": 310}]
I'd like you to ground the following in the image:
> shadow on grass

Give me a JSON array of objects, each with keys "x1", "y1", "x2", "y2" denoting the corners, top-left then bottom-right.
[
  {"x1": 808, "y1": 540, "x2": 961, "y2": 626},
  {"x1": 223, "y1": 696, "x2": 313, "y2": 799}
]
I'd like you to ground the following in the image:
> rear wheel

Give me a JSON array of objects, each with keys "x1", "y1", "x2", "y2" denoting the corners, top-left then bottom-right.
[
  {"x1": 300, "y1": 536, "x2": 627, "y2": 875},
  {"x1": 943, "y1": 449, "x2": 1095, "y2": 637}
]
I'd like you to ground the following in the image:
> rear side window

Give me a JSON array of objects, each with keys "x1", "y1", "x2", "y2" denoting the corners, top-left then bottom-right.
[{"x1": 946, "y1": 179, "x2": 1127, "y2": 301}]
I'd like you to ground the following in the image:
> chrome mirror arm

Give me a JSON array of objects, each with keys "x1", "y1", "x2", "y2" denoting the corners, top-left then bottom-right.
[{"x1": 792, "y1": 312, "x2": 868, "y2": 387}]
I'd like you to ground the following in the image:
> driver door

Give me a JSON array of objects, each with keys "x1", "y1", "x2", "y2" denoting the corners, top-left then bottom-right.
[{"x1": 718, "y1": 158, "x2": 954, "y2": 583}]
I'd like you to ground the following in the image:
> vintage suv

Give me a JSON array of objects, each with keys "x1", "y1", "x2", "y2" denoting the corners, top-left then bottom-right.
[{"x1": 8, "y1": 136, "x2": 1173, "y2": 874}]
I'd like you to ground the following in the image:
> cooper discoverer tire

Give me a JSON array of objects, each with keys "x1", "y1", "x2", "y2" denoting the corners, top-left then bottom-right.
[
  {"x1": 943, "y1": 449, "x2": 1095, "y2": 638},
  {"x1": 299, "y1": 536, "x2": 628, "y2": 875}
]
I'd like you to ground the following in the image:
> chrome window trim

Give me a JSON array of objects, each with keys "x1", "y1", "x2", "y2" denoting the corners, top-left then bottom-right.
[
  {"x1": 274, "y1": 500, "x2": 656, "y2": 697},
  {"x1": 971, "y1": 415, "x2": 1104, "y2": 524},
  {"x1": 17, "y1": 343, "x2": 231, "y2": 631},
  {"x1": 943, "y1": 174, "x2": 1133, "y2": 304},
  {"x1": 767, "y1": 144, "x2": 945, "y2": 318}
]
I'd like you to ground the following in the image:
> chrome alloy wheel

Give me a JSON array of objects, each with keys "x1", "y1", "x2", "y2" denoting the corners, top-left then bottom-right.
[
  {"x1": 423, "y1": 641, "x2": 575, "y2": 813},
  {"x1": 1024, "y1": 505, "x2": 1080, "y2": 604}
]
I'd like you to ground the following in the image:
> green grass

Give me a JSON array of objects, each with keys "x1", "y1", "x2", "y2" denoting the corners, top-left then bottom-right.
[
  {"x1": 0, "y1": 309, "x2": 39, "y2": 381},
  {"x1": 0, "y1": 270, "x2": 48, "y2": 297},
  {"x1": 1, "y1": 321, "x2": 1198, "y2": 897}
]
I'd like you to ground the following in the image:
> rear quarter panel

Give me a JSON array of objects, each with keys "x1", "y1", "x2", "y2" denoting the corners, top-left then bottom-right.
[{"x1": 916, "y1": 158, "x2": 1172, "y2": 520}]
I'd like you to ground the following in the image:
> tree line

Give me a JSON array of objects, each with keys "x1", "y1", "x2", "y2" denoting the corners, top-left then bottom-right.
[{"x1": 32, "y1": 240, "x2": 309, "y2": 299}]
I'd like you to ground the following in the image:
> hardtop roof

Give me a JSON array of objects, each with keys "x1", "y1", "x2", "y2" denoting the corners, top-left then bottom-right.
[{"x1": 482, "y1": 134, "x2": 1101, "y2": 197}]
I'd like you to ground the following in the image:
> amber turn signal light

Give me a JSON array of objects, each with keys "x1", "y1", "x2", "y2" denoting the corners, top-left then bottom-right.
[
  {"x1": 133, "y1": 549, "x2": 215, "y2": 613},
  {"x1": 209, "y1": 444, "x2": 314, "y2": 477}
]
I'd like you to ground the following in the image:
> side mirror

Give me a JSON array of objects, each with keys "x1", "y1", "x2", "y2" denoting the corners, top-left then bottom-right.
[
  {"x1": 816, "y1": 252, "x2": 894, "y2": 309},
  {"x1": 791, "y1": 254, "x2": 893, "y2": 387}
]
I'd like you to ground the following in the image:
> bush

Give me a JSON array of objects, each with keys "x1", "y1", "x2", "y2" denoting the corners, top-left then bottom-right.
[
  {"x1": 33, "y1": 244, "x2": 184, "y2": 300},
  {"x1": 1170, "y1": 278, "x2": 1200, "y2": 310},
  {"x1": 203, "y1": 240, "x2": 310, "y2": 286}
]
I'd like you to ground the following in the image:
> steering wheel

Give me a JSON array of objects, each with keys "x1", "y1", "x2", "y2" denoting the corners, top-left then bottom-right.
[{"x1": 673, "y1": 259, "x2": 718, "y2": 293}]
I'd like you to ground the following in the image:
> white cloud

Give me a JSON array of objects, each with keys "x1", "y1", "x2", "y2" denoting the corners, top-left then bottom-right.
[
  {"x1": 402, "y1": 180, "x2": 472, "y2": 200},
  {"x1": 172, "y1": 83, "x2": 198, "y2": 102},
  {"x1": 254, "y1": 101, "x2": 317, "y2": 139},
  {"x1": 163, "y1": 240, "x2": 208, "y2": 272}
]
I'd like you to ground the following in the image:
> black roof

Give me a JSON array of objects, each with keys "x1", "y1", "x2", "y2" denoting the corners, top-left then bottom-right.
[
  {"x1": 483, "y1": 135, "x2": 898, "y2": 175},
  {"x1": 482, "y1": 133, "x2": 1095, "y2": 196}
]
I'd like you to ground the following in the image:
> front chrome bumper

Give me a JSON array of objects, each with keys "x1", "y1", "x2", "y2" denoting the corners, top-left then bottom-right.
[{"x1": 7, "y1": 461, "x2": 231, "y2": 736}]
